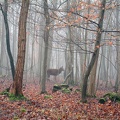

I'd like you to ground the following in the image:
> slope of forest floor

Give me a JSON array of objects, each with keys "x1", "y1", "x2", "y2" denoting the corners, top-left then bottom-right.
[{"x1": 0, "y1": 79, "x2": 120, "y2": 120}]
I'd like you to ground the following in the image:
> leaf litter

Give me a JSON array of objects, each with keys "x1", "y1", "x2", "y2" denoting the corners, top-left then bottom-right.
[{"x1": 0, "y1": 81, "x2": 120, "y2": 120}]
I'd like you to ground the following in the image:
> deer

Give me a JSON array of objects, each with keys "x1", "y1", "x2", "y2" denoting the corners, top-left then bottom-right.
[{"x1": 47, "y1": 66, "x2": 64, "y2": 80}]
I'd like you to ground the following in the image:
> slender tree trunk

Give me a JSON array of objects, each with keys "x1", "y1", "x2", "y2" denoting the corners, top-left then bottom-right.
[
  {"x1": 88, "y1": 57, "x2": 98, "y2": 96},
  {"x1": 115, "y1": 0, "x2": 120, "y2": 92},
  {"x1": 64, "y1": 0, "x2": 75, "y2": 85},
  {"x1": 75, "y1": 50, "x2": 79, "y2": 85},
  {"x1": 10, "y1": 0, "x2": 29, "y2": 96},
  {"x1": 0, "y1": 11, "x2": 5, "y2": 75},
  {"x1": 38, "y1": 10, "x2": 45, "y2": 82},
  {"x1": 0, "y1": 0, "x2": 15, "y2": 79},
  {"x1": 25, "y1": 30, "x2": 29, "y2": 81},
  {"x1": 41, "y1": 0, "x2": 50, "y2": 93},
  {"x1": 81, "y1": 0, "x2": 106, "y2": 102}
]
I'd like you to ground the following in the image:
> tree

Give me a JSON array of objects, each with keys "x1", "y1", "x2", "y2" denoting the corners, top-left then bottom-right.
[
  {"x1": 0, "y1": 0, "x2": 15, "y2": 79},
  {"x1": 64, "y1": 0, "x2": 75, "y2": 85},
  {"x1": 41, "y1": 0, "x2": 50, "y2": 93},
  {"x1": 115, "y1": 0, "x2": 120, "y2": 92},
  {"x1": 0, "y1": 4, "x2": 6, "y2": 75},
  {"x1": 10, "y1": 0, "x2": 30, "y2": 96},
  {"x1": 81, "y1": 0, "x2": 106, "y2": 102},
  {"x1": 47, "y1": 0, "x2": 58, "y2": 69}
]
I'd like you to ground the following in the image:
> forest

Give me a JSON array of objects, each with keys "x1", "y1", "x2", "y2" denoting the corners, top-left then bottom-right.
[{"x1": 0, "y1": 0, "x2": 120, "y2": 119}]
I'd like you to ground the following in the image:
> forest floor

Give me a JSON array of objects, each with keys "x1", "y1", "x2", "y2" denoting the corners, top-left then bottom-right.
[{"x1": 0, "y1": 79, "x2": 120, "y2": 120}]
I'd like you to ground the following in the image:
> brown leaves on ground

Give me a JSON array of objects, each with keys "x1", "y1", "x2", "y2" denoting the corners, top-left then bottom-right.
[{"x1": 0, "y1": 81, "x2": 120, "y2": 120}]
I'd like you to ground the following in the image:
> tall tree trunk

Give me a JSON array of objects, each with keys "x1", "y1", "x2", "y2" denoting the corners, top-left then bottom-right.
[
  {"x1": 0, "y1": 0, "x2": 15, "y2": 79},
  {"x1": 0, "y1": 10, "x2": 5, "y2": 75},
  {"x1": 10, "y1": 0, "x2": 29, "y2": 96},
  {"x1": 47, "y1": 0, "x2": 58, "y2": 69},
  {"x1": 115, "y1": 0, "x2": 120, "y2": 92},
  {"x1": 38, "y1": 9, "x2": 45, "y2": 81},
  {"x1": 41, "y1": 0, "x2": 50, "y2": 93},
  {"x1": 88, "y1": 57, "x2": 98, "y2": 96},
  {"x1": 81, "y1": 0, "x2": 106, "y2": 102},
  {"x1": 64, "y1": 0, "x2": 75, "y2": 85}
]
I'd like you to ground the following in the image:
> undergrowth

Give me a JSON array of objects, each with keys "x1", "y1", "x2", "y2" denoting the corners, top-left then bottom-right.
[{"x1": 0, "y1": 90, "x2": 27, "y2": 101}]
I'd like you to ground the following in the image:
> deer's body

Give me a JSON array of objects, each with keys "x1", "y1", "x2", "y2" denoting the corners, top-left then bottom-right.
[{"x1": 47, "y1": 66, "x2": 64, "y2": 78}]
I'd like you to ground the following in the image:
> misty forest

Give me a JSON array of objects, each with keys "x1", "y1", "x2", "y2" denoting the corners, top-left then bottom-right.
[{"x1": 0, "y1": 0, "x2": 120, "y2": 119}]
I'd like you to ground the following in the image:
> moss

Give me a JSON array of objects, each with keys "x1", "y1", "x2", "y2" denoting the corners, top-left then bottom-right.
[
  {"x1": 99, "y1": 98, "x2": 106, "y2": 104},
  {"x1": 52, "y1": 84, "x2": 69, "y2": 92},
  {"x1": 9, "y1": 94, "x2": 27, "y2": 101},
  {"x1": 60, "y1": 84, "x2": 69, "y2": 88},
  {"x1": 75, "y1": 88, "x2": 81, "y2": 93},
  {"x1": 99, "y1": 92, "x2": 120, "y2": 104},
  {"x1": 61, "y1": 88, "x2": 71, "y2": 94},
  {"x1": 44, "y1": 95, "x2": 52, "y2": 99},
  {"x1": 52, "y1": 85, "x2": 61, "y2": 92},
  {"x1": 52, "y1": 84, "x2": 72, "y2": 93},
  {"x1": 1, "y1": 89, "x2": 27, "y2": 101},
  {"x1": 103, "y1": 92, "x2": 120, "y2": 102},
  {"x1": 0, "y1": 90, "x2": 9, "y2": 96},
  {"x1": 20, "y1": 107, "x2": 26, "y2": 113}
]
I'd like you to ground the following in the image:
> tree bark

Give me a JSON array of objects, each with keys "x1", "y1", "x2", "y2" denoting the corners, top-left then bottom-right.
[
  {"x1": 81, "y1": 0, "x2": 106, "y2": 102},
  {"x1": 115, "y1": 0, "x2": 120, "y2": 92},
  {"x1": 0, "y1": 0, "x2": 15, "y2": 79},
  {"x1": 41, "y1": 0, "x2": 50, "y2": 93},
  {"x1": 88, "y1": 58, "x2": 98, "y2": 96},
  {"x1": 64, "y1": 0, "x2": 75, "y2": 85},
  {"x1": 10, "y1": 0, "x2": 29, "y2": 96}
]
